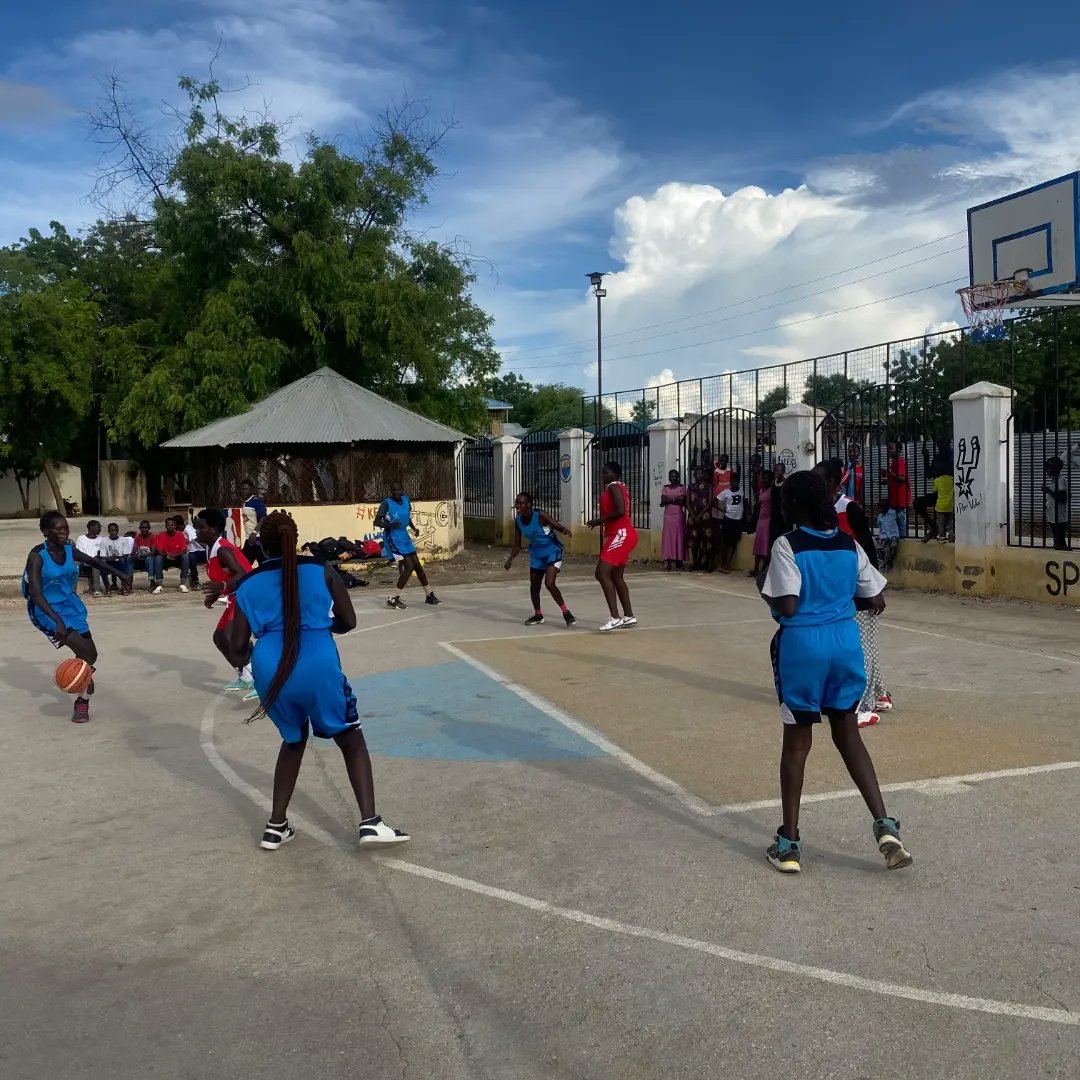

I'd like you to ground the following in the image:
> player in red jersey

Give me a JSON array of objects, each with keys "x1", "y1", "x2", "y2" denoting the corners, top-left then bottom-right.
[
  {"x1": 194, "y1": 508, "x2": 255, "y2": 695},
  {"x1": 586, "y1": 460, "x2": 639, "y2": 631}
]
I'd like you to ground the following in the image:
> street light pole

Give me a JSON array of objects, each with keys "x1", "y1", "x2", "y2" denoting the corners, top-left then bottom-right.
[{"x1": 587, "y1": 272, "x2": 606, "y2": 457}]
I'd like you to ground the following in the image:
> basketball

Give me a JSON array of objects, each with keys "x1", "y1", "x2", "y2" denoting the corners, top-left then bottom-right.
[{"x1": 55, "y1": 658, "x2": 92, "y2": 695}]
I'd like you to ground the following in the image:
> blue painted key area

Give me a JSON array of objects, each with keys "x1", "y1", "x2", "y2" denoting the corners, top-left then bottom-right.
[{"x1": 334, "y1": 660, "x2": 603, "y2": 762}]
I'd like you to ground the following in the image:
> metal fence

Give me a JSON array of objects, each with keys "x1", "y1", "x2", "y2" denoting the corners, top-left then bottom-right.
[
  {"x1": 586, "y1": 423, "x2": 650, "y2": 529},
  {"x1": 462, "y1": 436, "x2": 494, "y2": 518},
  {"x1": 512, "y1": 429, "x2": 562, "y2": 520},
  {"x1": 1007, "y1": 365, "x2": 1079, "y2": 549}
]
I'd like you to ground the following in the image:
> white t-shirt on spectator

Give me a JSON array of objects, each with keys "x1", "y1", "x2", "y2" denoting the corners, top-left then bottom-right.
[
  {"x1": 716, "y1": 488, "x2": 746, "y2": 522},
  {"x1": 1046, "y1": 476, "x2": 1070, "y2": 524},
  {"x1": 75, "y1": 534, "x2": 101, "y2": 558},
  {"x1": 101, "y1": 535, "x2": 133, "y2": 558}
]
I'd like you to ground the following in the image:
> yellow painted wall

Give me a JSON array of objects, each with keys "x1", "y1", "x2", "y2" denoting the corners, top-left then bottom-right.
[{"x1": 257, "y1": 499, "x2": 464, "y2": 561}]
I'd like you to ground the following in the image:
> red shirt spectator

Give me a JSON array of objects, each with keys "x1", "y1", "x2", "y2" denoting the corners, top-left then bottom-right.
[
  {"x1": 884, "y1": 444, "x2": 910, "y2": 509},
  {"x1": 155, "y1": 524, "x2": 188, "y2": 558}
]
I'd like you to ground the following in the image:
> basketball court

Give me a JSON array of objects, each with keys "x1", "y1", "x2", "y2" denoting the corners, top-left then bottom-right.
[{"x1": 2, "y1": 570, "x2": 1078, "y2": 1080}]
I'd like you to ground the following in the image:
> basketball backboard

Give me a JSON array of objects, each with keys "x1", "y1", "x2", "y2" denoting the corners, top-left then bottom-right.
[{"x1": 966, "y1": 172, "x2": 1080, "y2": 309}]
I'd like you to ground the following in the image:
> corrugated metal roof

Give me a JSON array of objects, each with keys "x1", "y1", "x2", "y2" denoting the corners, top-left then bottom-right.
[
  {"x1": 486, "y1": 398, "x2": 513, "y2": 410},
  {"x1": 162, "y1": 367, "x2": 467, "y2": 448}
]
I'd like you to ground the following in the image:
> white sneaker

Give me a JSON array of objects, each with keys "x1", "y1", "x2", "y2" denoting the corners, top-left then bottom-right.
[
  {"x1": 358, "y1": 816, "x2": 411, "y2": 847},
  {"x1": 151, "y1": 584, "x2": 163, "y2": 595},
  {"x1": 857, "y1": 711, "x2": 880, "y2": 728},
  {"x1": 216, "y1": 594, "x2": 229, "y2": 605},
  {"x1": 598, "y1": 617, "x2": 622, "y2": 632},
  {"x1": 260, "y1": 820, "x2": 295, "y2": 851},
  {"x1": 618, "y1": 616, "x2": 638, "y2": 628},
  {"x1": 178, "y1": 583, "x2": 189, "y2": 593}
]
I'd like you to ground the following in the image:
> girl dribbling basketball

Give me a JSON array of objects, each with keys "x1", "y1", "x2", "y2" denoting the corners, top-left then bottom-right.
[{"x1": 23, "y1": 511, "x2": 132, "y2": 722}]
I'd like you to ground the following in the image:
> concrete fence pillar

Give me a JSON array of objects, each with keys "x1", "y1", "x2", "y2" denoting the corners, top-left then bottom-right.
[
  {"x1": 491, "y1": 435, "x2": 520, "y2": 545},
  {"x1": 949, "y1": 382, "x2": 1013, "y2": 593},
  {"x1": 772, "y1": 403, "x2": 823, "y2": 475},
  {"x1": 647, "y1": 418, "x2": 687, "y2": 532},
  {"x1": 558, "y1": 428, "x2": 589, "y2": 532}
]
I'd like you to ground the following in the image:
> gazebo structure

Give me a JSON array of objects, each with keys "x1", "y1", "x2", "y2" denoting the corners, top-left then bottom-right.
[{"x1": 163, "y1": 367, "x2": 468, "y2": 558}]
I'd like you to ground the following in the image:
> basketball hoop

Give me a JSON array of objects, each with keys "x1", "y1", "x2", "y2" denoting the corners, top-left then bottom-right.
[{"x1": 957, "y1": 270, "x2": 1032, "y2": 342}]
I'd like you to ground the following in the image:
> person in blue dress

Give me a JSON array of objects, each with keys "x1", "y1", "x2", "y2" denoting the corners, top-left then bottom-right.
[
  {"x1": 504, "y1": 491, "x2": 576, "y2": 626},
  {"x1": 374, "y1": 480, "x2": 441, "y2": 610},
  {"x1": 229, "y1": 510, "x2": 410, "y2": 851},
  {"x1": 23, "y1": 511, "x2": 132, "y2": 723}
]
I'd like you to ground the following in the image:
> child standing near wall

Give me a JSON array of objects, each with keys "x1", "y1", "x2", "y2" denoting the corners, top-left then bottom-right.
[
  {"x1": 877, "y1": 501, "x2": 900, "y2": 572},
  {"x1": 933, "y1": 470, "x2": 954, "y2": 543}
]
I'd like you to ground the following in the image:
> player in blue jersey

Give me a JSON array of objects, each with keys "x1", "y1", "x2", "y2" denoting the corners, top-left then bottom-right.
[
  {"x1": 375, "y1": 480, "x2": 441, "y2": 610},
  {"x1": 23, "y1": 511, "x2": 132, "y2": 723},
  {"x1": 759, "y1": 471, "x2": 912, "y2": 874},
  {"x1": 504, "y1": 491, "x2": 576, "y2": 626},
  {"x1": 229, "y1": 511, "x2": 409, "y2": 851}
]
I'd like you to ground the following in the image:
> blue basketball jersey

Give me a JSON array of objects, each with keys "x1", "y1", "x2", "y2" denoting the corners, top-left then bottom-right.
[
  {"x1": 234, "y1": 557, "x2": 334, "y2": 637},
  {"x1": 23, "y1": 542, "x2": 89, "y2": 636},
  {"x1": 380, "y1": 495, "x2": 415, "y2": 556},
  {"x1": 516, "y1": 511, "x2": 562, "y2": 557}
]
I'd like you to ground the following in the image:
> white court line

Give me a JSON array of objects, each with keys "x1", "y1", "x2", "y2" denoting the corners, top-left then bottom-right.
[
  {"x1": 673, "y1": 583, "x2": 760, "y2": 601},
  {"x1": 712, "y1": 761, "x2": 1080, "y2": 814},
  {"x1": 882, "y1": 622, "x2": 1080, "y2": 667},
  {"x1": 447, "y1": 618, "x2": 766, "y2": 645},
  {"x1": 198, "y1": 698, "x2": 1079, "y2": 1027},
  {"x1": 439, "y1": 640, "x2": 716, "y2": 816}
]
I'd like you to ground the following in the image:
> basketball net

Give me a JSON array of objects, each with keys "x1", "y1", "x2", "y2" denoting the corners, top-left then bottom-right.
[{"x1": 956, "y1": 273, "x2": 1031, "y2": 342}]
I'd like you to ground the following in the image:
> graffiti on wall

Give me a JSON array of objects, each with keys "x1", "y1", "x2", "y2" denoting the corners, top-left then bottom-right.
[
  {"x1": 1045, "y1": 558, "x2": 1080, "y2": 596},
  {"x1": 954, "y1": 435, "x2": 983, "y2": 516}
]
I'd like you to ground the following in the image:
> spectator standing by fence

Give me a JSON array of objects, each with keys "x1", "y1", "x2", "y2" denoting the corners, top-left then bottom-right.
[
  {"x1": 882, "y1": 442, "x2": 910, "y2": 538},
  {"x1": 686, "y1": 468, "x2": 712, "y2": 572},
  {"x1": 660, "y1": 469, "x2": 687, "y2": 571},
  {"x1": 877, "y1": 501, "x2": 900, "y2": 571},
  {"x1": 1044, "y1": 457, "x2": 1070, "y2": 550},
  {"x1": 841, "y1": 443, "x2": 864, "y2": 504},
  {"x1": 751, "y1": 469, "x2": 774, "y2": 576}
]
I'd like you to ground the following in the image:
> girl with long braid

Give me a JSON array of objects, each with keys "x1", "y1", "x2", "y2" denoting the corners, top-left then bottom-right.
[{"x1": 229, "y1": 511, "x2": 409, "y2": 851}]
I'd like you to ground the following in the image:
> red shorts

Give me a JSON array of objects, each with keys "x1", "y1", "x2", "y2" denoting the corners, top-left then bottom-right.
[
  {"x1": 215, "y1": 597, "x2": 236, "y2": 633},
  {"x1": 599, "y1": 525, "x2": 638, "y2": 567}
]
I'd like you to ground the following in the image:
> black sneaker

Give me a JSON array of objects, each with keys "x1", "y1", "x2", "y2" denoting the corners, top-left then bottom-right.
[
  {"x1": 386, "y1": 596, "x2": 406, "y2": 610},
  {"x1": 260, "y1": 820, "x2": 295, "y2": 851},
  {"x1": 525, "y1": 613, "x2": 545, "y2": 626},
  {"x1": 766, "y1": 827, "x2": 802, "y2": 873},
  {"x1": 424, "y1": 593, "x2": 442, "y2": 605},
  {"x1": 563, "y1": 610, "x2": 577, "y2": 626}
]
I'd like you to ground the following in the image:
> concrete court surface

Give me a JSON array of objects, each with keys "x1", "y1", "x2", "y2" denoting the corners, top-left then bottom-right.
[{"x1": 1, "y1": 571, "x2": 1078, "y2": 1080}]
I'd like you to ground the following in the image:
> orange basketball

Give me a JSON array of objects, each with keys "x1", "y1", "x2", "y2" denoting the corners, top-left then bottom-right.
[{"x1": 55, "y1": 658, "x2": 92, "y2": 695}]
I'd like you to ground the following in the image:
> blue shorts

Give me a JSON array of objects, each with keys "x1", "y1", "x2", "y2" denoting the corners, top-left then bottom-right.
[
  {"x1": 27, "y1": 598, "x2": 90, "y2": 648},
  {"x1": 770, "y1": 622, "x2": 866, "y2": 725},
  {"x1": 252, "y1": 632, "x2": 361, "y2": 743},
  {"x1": 385, "y1": 532, "x2": 417, "y2": 560},
  {"x1": 528, "y1": 545, "x2": 563, "y2": 572}
]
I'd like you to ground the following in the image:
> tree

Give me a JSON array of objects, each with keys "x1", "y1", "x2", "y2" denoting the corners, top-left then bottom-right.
[
  {"x1": 802, "y1": 373, "x2": 876, "y2": 412},
  {"x1": 630, "y1": 398, "x2": 657, "y2": 425},
  {"x1": 0, "y1": 281, "x2": 98, "y2": 511},
  {"x1": 758, "y1": 385, "x2": 789, "y2": 417}
]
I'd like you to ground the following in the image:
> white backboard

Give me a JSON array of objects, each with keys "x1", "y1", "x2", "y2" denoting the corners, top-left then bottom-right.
[{"x1": 966, "y1": 172, "x2": 1080, "y2": 307}]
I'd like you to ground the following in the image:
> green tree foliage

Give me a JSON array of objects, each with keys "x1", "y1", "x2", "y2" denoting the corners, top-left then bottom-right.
[
  {"x1": 801, "y1": 373, "x2": 877, "y2": 412},
  {"x1": 630, "y1": 398, "x2": 657, "y2": 425},
  {"x1": 758, "y1": 385, "x2": 789, "y2": 417},
  {"x1": 0, "y1": 69, "x2": 500, "y2": 488}
]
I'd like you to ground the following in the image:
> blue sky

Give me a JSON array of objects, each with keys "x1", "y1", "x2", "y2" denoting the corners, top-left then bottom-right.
[{"x1": 3, "y1": 1, "x2": 1079, "y2": 399}]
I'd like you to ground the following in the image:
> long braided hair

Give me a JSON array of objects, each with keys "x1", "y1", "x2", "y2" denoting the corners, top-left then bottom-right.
[{"x1": 247, "y1": 510, "x2": 300, "y2": 723}]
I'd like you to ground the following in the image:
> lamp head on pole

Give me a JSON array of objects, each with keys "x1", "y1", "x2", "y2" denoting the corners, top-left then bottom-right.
[{"x1": 587, "y1": 271, "x2": 607, "y2": 297}]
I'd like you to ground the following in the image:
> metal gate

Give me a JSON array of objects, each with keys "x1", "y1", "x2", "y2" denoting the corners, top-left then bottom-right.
[
  {"x1": 462, "y1": 436, "x2": 494, "y2": 517},
  {"x1": 679, "y1": 407, "x2": 774, "y2": 484},
  {"x1": 816, "y1": 384, "x2": 950, "y2": 538},
  {"x1": 585, "y1": 423, "x2": 650, "y2": 529},
  {"x1": 512, "y1": 429, "x2": 562, "y2": 519}
]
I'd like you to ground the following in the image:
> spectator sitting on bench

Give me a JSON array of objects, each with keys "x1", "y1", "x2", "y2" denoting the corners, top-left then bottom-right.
[
  {"x1": 100, "y1": 522, "x2": 134, "y2": 594},
  {"x1": 75, "y1": 519, "x2": 105, "y2": 598},
  {"x1": 175, "y1": 514, "x2": 205, "y2": 589},
  {"x1": 155, "y1": 517, "x2": 191, "y2": 592},
  {"x1": 131, "y1": 520, "x2": 163, "y2": 592}
]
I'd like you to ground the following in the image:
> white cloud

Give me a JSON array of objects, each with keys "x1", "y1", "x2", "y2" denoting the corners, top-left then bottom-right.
[{"x1": 502, "y1": 66, "x2": 1080, "y2": 400}]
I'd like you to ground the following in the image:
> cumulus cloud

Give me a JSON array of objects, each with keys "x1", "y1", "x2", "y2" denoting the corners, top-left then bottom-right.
[{"x1": 503, "y1": 66, "x2": 1080, "y2": 400}]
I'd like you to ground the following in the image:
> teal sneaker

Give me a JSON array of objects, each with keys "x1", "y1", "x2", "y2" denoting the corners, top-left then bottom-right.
[
  {"x1": 766, "y1": 828, "x2": 802, "y2": 873},
  {"x1": 874, "y1": 817, "x2": 913, "y2": 869},
  {"x1": 243, "y1": 687, "x2": 259, "y2": 702},
  {"x1": 223, "y1": 675, "x2": 248, "y2": 692}
]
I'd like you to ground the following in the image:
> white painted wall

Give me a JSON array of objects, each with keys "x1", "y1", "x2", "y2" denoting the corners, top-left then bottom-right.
[{"x1": 0, "y1": 463, "x2": 83, "y2": 516}]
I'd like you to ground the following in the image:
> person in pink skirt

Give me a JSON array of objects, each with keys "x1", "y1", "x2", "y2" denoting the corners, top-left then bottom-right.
[
  {"x1": 660, "y1": 469, "x2": 687, "y2": 571},
  {"x1": 751, "y1": 467, "x2": 775, "y2": 575}
]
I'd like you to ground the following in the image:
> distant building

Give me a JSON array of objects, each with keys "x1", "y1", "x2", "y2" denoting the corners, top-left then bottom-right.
[{"x1": 485, "y1": 398, "x2": 514, "y2": 435}]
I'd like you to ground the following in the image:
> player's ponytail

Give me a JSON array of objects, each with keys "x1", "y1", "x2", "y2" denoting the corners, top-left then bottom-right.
[
  {"x1": 247, "y1": 511, "x2": 301, "y2": 723},
  {"x1": 782, "y1": 470, "x2": 837, "y2": 532}
]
